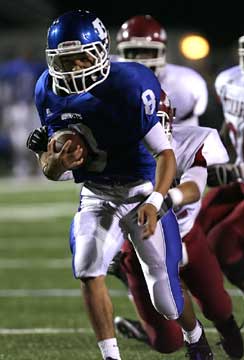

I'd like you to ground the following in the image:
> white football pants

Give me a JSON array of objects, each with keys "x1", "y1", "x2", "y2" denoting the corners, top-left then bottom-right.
[{"x1": 70, "y1": 180, "x2": 183, "y2": 320}]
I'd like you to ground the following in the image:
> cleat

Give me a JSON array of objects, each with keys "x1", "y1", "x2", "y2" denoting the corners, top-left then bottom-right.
[
  {"x1": 107, "y1": 251, "x2": 128, "y2": 287},
  {"x1": 185, "y1": 325, "x2": 214, "y2": 359},
  {"x1": 114, "y1": 316, "x2": 149, "y2": 343},
  {"x1": 215, "y1": 315, "x2": 244, "y2": 359}
]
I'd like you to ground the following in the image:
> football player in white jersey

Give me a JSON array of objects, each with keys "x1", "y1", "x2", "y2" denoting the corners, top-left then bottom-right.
[
  {"x1": 111, "y1": 92, "x2": 244, "y2": 359},
  {"x1": 197, "y1": 35, "x2": 244, "y2": 294},
  {"x1": 115, "y1": 14, "x2": 208, "y2": 126}
]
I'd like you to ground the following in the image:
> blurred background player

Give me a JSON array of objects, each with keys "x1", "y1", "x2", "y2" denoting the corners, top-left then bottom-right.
[
  {"x1": 110, "y1": 93, "x2": 244, "y2": 359},
  {"x1": 115, "y1": 14, "x2": 208, "y2": 126},
  {"x1": 0, "y1": 49, "x2": 46, "y2": 177},
  {"x1": 197, "y1": 34, "x2": 244, "y2": 293}
]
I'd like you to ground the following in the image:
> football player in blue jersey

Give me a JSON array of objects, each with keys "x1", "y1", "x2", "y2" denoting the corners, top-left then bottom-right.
[{"x1": 27, "y1": 10, "x2": 213, "y2": 360}]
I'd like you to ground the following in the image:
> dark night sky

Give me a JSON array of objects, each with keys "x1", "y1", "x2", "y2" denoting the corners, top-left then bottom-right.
[
  {"x1": 44, "y1": 0, "x2": 244, "y2": 47},
  {"x1": 1, "y1": 0, "x2": 243, "y2": 47}
]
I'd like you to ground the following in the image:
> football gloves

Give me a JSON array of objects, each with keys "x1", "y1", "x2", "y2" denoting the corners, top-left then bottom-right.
[
  {"x1": 207, "y1": 163, "x2": 244, "y2": 186},
  {"x1": 26, "y1": 125, "x2": 48, "y2": 153}
]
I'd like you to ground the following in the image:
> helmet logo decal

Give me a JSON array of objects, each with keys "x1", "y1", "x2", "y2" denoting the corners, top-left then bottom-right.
[{"x1": 92, "y1": 18, "x2": 107, "y2": 41}]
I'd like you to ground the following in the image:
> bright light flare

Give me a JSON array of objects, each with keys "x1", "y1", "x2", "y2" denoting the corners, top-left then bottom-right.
[{"x1": 180, "y1": 34, "x2": 210, "y2": 60}]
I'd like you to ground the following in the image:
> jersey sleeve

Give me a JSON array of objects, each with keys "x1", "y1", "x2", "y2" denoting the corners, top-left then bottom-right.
[
  {"x1": 142, "y1": 122, "x2": 172, "y2": 156},
  {"x1": 202, "y1": 128, "x2": 229, "y2": 166}
]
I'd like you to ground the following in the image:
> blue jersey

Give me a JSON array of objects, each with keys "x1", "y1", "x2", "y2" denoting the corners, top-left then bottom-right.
[{"x1": 35, "y1": 61, "x2": 161, "y2": 183}]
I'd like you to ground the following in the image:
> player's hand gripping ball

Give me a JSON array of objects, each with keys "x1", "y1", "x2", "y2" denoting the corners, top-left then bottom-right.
[{"x1": 51, "y1": 128, "x2": 88, "y2": 163}]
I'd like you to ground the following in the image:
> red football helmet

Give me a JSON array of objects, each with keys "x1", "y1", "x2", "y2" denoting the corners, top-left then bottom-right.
[
  {"x1": 157, "y1": 90, "x2": 174, "y2": 141},
  {"x1": 238, "y1": 35, "x2": 244, "y2": 73},
  {"x1": 116, "y1": 15, "x2": 167, "y2": 69}
]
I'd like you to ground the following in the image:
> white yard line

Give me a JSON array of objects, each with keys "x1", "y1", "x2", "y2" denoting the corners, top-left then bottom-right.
[
  {"x1": 0, "y1": 289, "x2": 128, "y2": 297},
  {"x1": 0, "y1": 177, "x2": 80, "y2": 194},
  {"x1": 0, "y1": 327, "x2": 243, "y2": 335},
  {"x1": 227, "y1": 288, "x2": 244, "y2": 296},
  {"x1": 0, "y1": 259, "x2": 242, "y2": 297},
  {"x1": 0, "y1": 238, "x2": 65, "y2": 249},
  {"x1": 0, "y1": 288, "x2": 242, "y2": 297},
  {"x1": 0, "y1": 328, "x2": 93, "y2": 335},
  {"x1": 0, "y1": 258, "x2": 71, "y2": 268},
  {"x1": 0, "y1": 203, "x2": 77, "y2": 221}
]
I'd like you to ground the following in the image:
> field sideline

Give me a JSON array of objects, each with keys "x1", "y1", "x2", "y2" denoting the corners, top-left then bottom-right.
[{"x1": 0, "y1": 177, "x2": 243, "y2": 360}]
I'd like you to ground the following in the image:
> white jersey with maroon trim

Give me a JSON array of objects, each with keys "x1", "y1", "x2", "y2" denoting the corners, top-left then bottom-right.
[
  {"x1": 215, "y1": 65, "x2": 244, "y2": 164},
  {"x1": 157, "y1": 64, "x2": 208, "y2": 126},
  {"x1": 172, "y1": 124, "x2": 229, "y2": 237}
]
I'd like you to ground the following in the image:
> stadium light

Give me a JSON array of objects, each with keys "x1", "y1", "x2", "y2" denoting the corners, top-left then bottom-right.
[{"x1": 180, "y1": 34, "x2": 210, "y2": 60}]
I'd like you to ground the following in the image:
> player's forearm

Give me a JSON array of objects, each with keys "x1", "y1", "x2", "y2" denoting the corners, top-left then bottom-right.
[
  {"x1": 174, "y1": 181, "x2": 200, "y2": 206},
  {"x1": 168, "y1": 166, "x2": 207, "y2": 208},
  {"x1": 154, "y1": 149, "x2": 176, "y2": 196}
]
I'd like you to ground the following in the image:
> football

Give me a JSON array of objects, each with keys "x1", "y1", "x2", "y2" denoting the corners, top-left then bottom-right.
[{"x1": 51, "y1": 128, "x2": 88, "y2": 160}]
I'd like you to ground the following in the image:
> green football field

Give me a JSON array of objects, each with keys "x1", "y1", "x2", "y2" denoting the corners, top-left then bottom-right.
[{"x1": 0, "y1": 177, "x2": 243, "y2": 360}]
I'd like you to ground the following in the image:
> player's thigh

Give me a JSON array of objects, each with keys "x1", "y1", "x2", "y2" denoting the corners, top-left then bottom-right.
[
  {"x1": 121, "y1": 240, "x2": 183, "y2": 352},
  {"x1": 182, "y1": 225, "x2": 232, "y2": 317},
  {"x1": 70, "y1": 203, "x2": 124, "y2": 278},
  {"x1": 130, "y1": 209, "x2": 183, "y2": 319}
]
